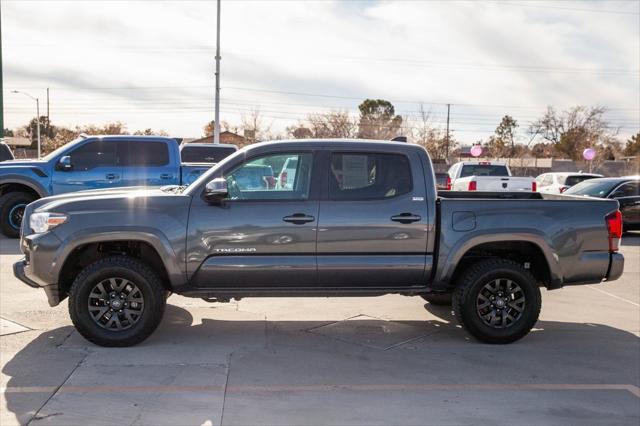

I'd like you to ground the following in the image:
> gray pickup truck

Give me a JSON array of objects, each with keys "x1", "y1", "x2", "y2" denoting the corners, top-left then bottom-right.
[{"x1": 13, "y1": 139, "x2": 624, "y2": 347}]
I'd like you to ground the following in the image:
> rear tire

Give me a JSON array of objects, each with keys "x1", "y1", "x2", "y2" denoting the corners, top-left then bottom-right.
[
  {"x1": 69, "y1": 256, "x2": 166, "y2": 347},
  {"x1": 0, "y1": 192, "x2": 36, "y2": 238},
  {"x1": 420, "y1": 292, "x2": 452, "y2": 306},
  {"x1": 452, "y1": 259, "x2": 541, "y2": 344}
]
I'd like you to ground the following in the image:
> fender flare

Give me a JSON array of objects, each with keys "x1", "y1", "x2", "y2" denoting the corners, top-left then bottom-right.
[
  {"x1": 53, "y1": 227, "x2": 187, "y2": 290},
  {"x1": 0, "y1": 175, "x2": 48, "y2": 198},
  {"x1": 433, "y1": 231, "x2": 562, "y2": 289}
]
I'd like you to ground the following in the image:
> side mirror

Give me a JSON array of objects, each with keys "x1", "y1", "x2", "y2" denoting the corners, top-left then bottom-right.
[
  {"x1": 57, "y1": 156, "x2": 72, "y2": 171},
  {"x1": 204, "y1": 177, "x2": 228, "y2": 204}
]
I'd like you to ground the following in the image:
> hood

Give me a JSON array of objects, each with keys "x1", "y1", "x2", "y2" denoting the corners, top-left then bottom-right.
[
  {"x1": 35, "y1": 186, "x2": 168, "y2": 208},
  {"x1": 0, "y1": 159, "x2": 48, "y2": 167}
]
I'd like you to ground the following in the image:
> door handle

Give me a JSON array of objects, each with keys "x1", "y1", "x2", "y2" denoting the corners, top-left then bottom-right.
[
  {"x1": 160, "y1": 173, "x2": 173, "y2": 180},
  {"x1": 283, "y1": 213, "x2": 315, "y2": 225},
  {"x1": 105, "y1": 173, "x2": 119, "y2": 180},
  {"x1": 391, "y1": 213, "x2": 421, "y2": 224}
]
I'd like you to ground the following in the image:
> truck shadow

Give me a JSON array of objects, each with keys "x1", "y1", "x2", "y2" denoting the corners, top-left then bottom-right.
[{"x1": 3, "y1": 303, "x2": 640, "y2": 425}]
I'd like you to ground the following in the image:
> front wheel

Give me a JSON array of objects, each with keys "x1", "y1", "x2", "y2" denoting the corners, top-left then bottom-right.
[
  {"x1": 452, "y1": 259, "x2": 541, "y2": 344},
  {"x1": 0, "y1": 192, "x2": 36, "y2": 238},
  {"x1": 69, "y1": 256, "x2": 166, "y2": 347}
]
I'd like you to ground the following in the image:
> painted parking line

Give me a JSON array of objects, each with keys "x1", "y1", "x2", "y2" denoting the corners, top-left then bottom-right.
[
  {"x1": 586, "y1": 285, "x2": 640, "y2": 307},
  {"x1": 3, "y1": 383, "x2": 639, "y2": 398}
]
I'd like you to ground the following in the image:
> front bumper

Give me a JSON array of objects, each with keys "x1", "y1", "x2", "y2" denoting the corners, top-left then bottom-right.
[{"x1": 14, "y1": 259, "x2": 64, "y2": 307}]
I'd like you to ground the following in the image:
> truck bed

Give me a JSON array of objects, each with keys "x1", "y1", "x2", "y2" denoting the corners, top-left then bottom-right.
[{"x1": 433, "y1": 191, "x2": 620, "y2": 290}]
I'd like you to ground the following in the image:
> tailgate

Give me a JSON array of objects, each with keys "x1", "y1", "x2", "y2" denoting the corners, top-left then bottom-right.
[{"x1": 474, "y1": 177, "x2": 534, "y2": 191}]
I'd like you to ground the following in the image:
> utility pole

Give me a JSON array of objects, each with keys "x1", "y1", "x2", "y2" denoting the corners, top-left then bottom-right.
[
  {"x1": 213, "y1": 0, "x2": 221, "y2": 144},
  {"x1": 445, "y1": 103, "x2": 451, "y2": 159},
  {"x1": 46, "y1": 88, "x2": 50, "y2": 124},
  {"x1": 0, "y1": 2, "x2": 4, "y2": 139}
]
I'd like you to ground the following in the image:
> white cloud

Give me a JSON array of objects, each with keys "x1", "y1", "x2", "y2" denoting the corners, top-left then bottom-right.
[{"x1": 2, "y1": 0, "x2": 638, "y2": 143}]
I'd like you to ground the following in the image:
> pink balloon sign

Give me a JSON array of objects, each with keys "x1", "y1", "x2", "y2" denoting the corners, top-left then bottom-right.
[
  {"x1": 470, "y1": 145, "x2": 483, "y2": 157},
  {"x1": 583, "y1": 148, "x2": 596, "y2": 161}
]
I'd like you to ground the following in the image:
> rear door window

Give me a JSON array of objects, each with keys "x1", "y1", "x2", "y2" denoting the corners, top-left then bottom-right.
[
  {"x1": 120, "y1": 141, "x2": 169, "y2": 167},
  {"x1": 565, "y1": 175, "x2": 600, "y2": 187},
  {"x1": 181, "y1": 146, "x2": 236, "y2": 163},
  {"x1": 329, "y1": 152, "x2": 412, "y2": 200}
]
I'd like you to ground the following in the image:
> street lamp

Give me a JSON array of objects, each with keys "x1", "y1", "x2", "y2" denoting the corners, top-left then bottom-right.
[{"x1": 12, "y1": 90, "x2": 41, "y2": 159}]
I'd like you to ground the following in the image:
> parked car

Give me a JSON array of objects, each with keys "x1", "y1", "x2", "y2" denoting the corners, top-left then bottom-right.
[
  {"x1": 564, "y1": 177, "x2": 640, "y2": 230},
  {"x1": 179, "y1": 143, "x2": 237, "y2": 164},
  {"x1": 0, "y1": 135, "x2": 214, "y2": 238},
  {"x1": 447, "y1": 161, "x2": 535, "y2": 192},
  {"x1": 535, "y1": 172, "x2": 602, "y2": 194},
  {"x1": 14, "y1": 139, "x2": 624, "y2": 347},
  {"x1": 276, "y1": 156, "x2": 299, "y2": 189},
  {"x1": 0, "y1": 142, "x2": 15, "y2": 162}
]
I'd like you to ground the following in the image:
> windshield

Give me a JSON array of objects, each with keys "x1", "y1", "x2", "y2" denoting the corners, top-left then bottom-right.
[
  {"x1": 563, "y1": 179, "x2": 618, "y2": 198},
  {"x1": 460, "y1": 164, "x2": 509, "y2": 177},
  {"x1": 564, "y1": 175, "x2": 600, "y2": 187},
  {"x1": 42, "y1": 137, "x2": 86, "y2": 161}
]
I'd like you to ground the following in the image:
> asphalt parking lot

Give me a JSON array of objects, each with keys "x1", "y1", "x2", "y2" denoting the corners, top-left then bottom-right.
[{"x1": 1, "y1": 234, "x2": 638, "y2": 426}]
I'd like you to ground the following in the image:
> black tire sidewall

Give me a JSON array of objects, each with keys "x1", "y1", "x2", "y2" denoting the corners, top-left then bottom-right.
[
  {"x1": 69, "y1": 259, "x2": 165, "y2": 347},
  {"x1": 456, "y1": 262, "x2": 541, "y2": 343},
  {"x1": 0, "y1": 192, "x2": 35, "y2": 238}
]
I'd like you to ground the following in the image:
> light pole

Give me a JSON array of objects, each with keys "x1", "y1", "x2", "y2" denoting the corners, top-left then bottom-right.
[
  {"x1": 12, "y1": 90, "x2": 41, "y2": 158},
  {"x1": 213, "y1": 0, "x2": 221, "y2": 144}
]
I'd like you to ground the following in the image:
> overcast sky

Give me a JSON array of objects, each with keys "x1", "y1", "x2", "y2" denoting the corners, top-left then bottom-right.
[{"x1": 2, "y1": 0, "x2": 639, "y2": 144}]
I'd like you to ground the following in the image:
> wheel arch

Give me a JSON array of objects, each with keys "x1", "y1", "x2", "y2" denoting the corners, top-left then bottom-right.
[
  {"x1": 0, "y1": 176, "x2": 48, "y2": 198},
  {"x1": 55, "y1": 230, "x2": 186, "y2": 301},
  {"x1": 434, "y1": 234, "x2": 562, "y2": 291}
]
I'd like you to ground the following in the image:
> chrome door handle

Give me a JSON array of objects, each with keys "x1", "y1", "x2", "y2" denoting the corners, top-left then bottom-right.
[
  {"x1": 391, "y1": 213, "x2": 421, "y2": 224},
  {"x1": 283, "y1": 213, "x2": 315, "y2": 225},
  {"x1": 160, "y1": 173, "x2": 173, "y2": 180},
  {"x1": 105, "y1": 173, "x2": 118, "y2": 180}
]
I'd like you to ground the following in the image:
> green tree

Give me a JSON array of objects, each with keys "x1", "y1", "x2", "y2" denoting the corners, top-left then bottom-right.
[
  {"x1": 2, "y1": 128, "x2": 13, "y2": 137},
  {"x1": 623, "y1": 132, "x2": 640, "y2": 156},
  {"x1": 487, "y1": 115, "x2": 518, "y2": 157},
  {"x1": 25, "y1": 116, "x2": 56, "y2": 149},
  {"x1": 357, "y1": 99, "x2": 403, "y2": 140}
]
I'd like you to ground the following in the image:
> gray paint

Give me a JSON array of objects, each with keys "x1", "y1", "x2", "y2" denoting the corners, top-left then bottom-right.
[{"x1": 13, "y1": 139, "x2": 624, "y2": 306}]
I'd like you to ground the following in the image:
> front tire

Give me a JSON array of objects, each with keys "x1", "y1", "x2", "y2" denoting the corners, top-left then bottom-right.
[
  {"x1": 69, "y1": 256, "x2": 166, "y2": 347},
  {"x1": 452, "y1": 259, "x2": 541, "y2": 344},
  {"x1": 0, "y1": 192, "x2": 36, "y2": 238}
]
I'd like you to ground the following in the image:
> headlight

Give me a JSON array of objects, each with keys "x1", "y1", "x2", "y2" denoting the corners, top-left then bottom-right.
[{"x1": 30, "y1": 212, "x2": 68, "y2": 234}]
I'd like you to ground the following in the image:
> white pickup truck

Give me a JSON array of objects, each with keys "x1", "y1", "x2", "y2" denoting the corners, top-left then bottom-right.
[{"x1": 447, "y1": 161, "x2": 536, "y2": 192}]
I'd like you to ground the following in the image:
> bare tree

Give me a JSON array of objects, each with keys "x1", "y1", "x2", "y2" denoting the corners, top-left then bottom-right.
[
  {"x1": 241, "y1": 108, "x2": 272, "y2": 144},
  {"x1": 411, "y1": 104, "x2": 453, "y2": 160},
  {"x1": 529, "y1": 106, "x2": 619, "y2": 160}
]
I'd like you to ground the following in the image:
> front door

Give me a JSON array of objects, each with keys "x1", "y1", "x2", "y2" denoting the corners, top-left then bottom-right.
[
  {"x1": 187, "y1": 151, "x2": 319, "y2": 288},
  {"x1": 317, "y1": 150, "x2": 430, "y2": 287},
  {"x1": 612, "y1": 181, "x2": 640, "y2": 228},
  {"x1": 51, "y1": 139, "x2": 123, "y2": 194}
]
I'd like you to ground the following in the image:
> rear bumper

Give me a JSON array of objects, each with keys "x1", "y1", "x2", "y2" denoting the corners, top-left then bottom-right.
[{"x1": 606, "y1": 253, "x2": 624, "y2": 282}]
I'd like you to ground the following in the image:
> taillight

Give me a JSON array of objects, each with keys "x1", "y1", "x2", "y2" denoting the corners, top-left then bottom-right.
[
  {"x1": 280, "y1": 171, "x2": 288, "y2": 187},
  {"x1": 446, "y1": 176, "x2": 452, "y2": 190},
  {"x1": 468, "y1": 181, "x2": 477, "y2": 191},
  {"x1": 531, "y1": 181, "x2": 537, "y2": 192},
  {"x1": 605, "y1": 210, "x2": 622, "y2": 252}
]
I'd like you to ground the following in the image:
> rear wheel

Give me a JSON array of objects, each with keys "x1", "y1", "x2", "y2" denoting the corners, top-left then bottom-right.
[
  {"x1": 0, "y1": 192, "x2": 36, "y2": 238},
  {"x1": 452, "y1": 259, "x2": 541, "y2": 344},
  {"x1": 69, "y1": 256, "x2": 166, "y2": 347},
  {"x1": 420, "y1": 292, "x2": 452, "y2": 306}
]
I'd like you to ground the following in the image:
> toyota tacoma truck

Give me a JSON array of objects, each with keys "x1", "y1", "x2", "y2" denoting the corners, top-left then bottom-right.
[
  {"x1": 0, "y1": 135, "x2": 216, "y2": 238},
  {"x1": 13, "y1": 139, "x2": 624, "y2": 347},
  {"x1": 447, "y1": 161, "x2": 536, "y2": 192}
]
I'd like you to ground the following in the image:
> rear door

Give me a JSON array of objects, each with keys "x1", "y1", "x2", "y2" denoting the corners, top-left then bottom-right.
[
  {"x1": 120, "y1": 140, "x2": 180, "y2": 187},
  {"x1": 316, "y1": 149, "x2": 430, "y2": 287}
]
